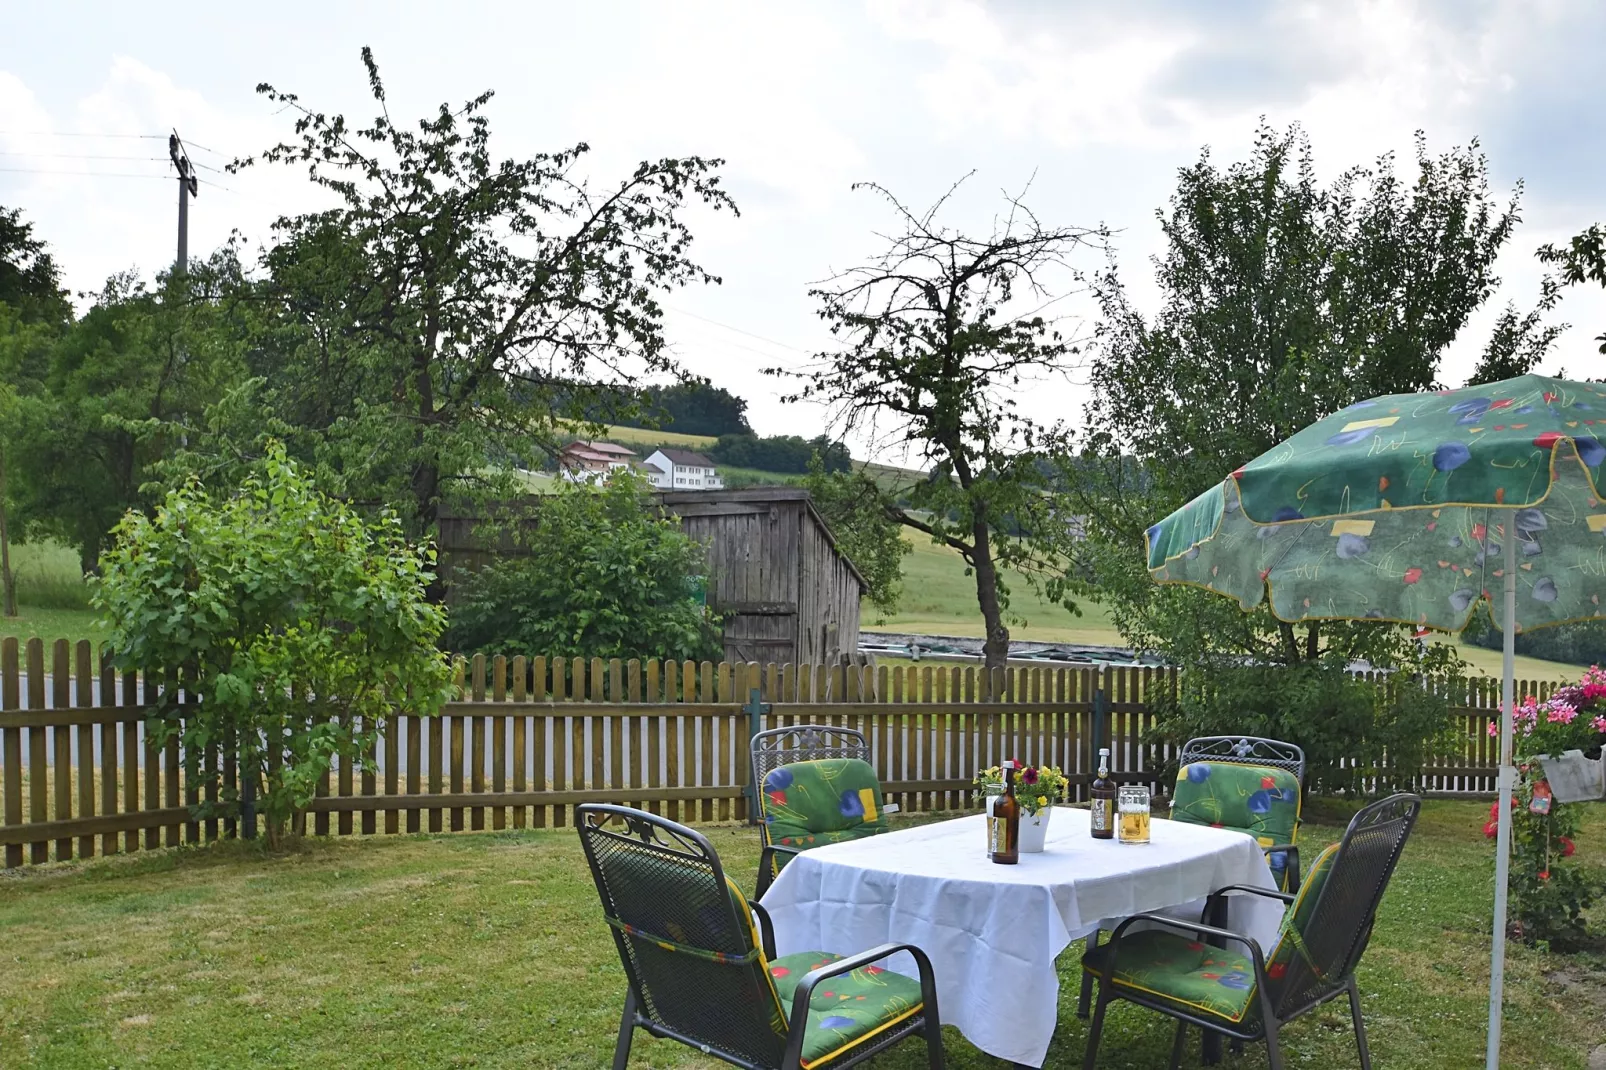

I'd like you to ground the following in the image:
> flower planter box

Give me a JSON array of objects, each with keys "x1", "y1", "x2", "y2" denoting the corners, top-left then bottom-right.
[{"x1": 1536, "y1": 750, "x2": 1606, "y2": 804}]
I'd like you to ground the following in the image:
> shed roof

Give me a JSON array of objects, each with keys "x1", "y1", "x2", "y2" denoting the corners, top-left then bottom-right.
[{"x1": 652, "y1": 486, "x2": 868, "y2": 590}]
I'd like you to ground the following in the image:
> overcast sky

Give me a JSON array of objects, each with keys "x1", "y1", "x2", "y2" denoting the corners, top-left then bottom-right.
[{"x1": 4, "y1": 1, "x2": 1603, "y2": 462}]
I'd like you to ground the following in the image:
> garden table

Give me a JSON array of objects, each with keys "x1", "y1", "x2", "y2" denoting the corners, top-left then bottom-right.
[{"x1": 760, "y1": 806, "x2": 1286, "y2": 1068}]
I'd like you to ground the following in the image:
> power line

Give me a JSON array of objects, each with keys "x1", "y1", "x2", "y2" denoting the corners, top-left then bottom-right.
[
  {"x1": 0, "y1": 151, "x2": 167, "y2": 162},
  {"x1": 664, "y1": 303, "x2": 812, "y2": 354},
  {"x1": 0, "y1": 130, "x2": 165, "y2": 140},
  {"x1": 0, "y1": 166, "x2": 166, "y2": 179}
]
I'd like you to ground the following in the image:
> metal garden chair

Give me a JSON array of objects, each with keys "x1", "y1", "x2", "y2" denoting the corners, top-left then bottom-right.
[
  {"x1": 1078, "y1": 734, "x2": 1310, "y2": 1020},
  {"x1": 750, "y1": 725, "x2": 895, "y2": 897},
  {"x1": 577, "y1": 803, "x2": 945, "y2": 1070},
  {"x1": 1079, "y1": 792, "x2": 1421, "y2": 1070}
]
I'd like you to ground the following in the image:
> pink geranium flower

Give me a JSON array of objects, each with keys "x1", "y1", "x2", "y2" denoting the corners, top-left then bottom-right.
[
  {"x1": 1593, "y1": 715, "x2": 1606, "y2": 733},
  {"x1": 1546, "y1": 703, "x2": 1578, "y2": 725}
]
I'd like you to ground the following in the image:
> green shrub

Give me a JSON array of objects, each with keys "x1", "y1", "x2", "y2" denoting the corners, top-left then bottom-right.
[
  {"x1": 444, "y1": 472, "x2": 722, "y2": 664},
  {"x1": 94, "y1": 444, "x2": 452, "y2": 845},
  {"x1": 6, "y1": 540, "x2": 89, "y2": 609},
  {"x1": 1149, "y1": 659, "x2": 1462, "y2": 795}
]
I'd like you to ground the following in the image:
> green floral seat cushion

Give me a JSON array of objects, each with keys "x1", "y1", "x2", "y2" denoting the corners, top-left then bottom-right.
[
  {"x1": 761, "y1": 758, "x2": 889, "y2": 852},
  {"x1": 1172, "y1": 761, "x2": 1302, "y2": 886},
  {"x1": 1082, "y1": 930, "x2": 1261, "y2": 1023},
  {"x1": 1080, "y1": 842, "x2": 1342, "y2": 1025},
  {"x1": 766, "y1": 951, "x2": 924, "y2": 1068}
]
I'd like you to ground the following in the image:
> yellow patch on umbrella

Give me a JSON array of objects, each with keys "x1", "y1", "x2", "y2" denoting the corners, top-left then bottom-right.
[
  {"x1": 1331, "y1": 519, "x2": 1375, "y2": 537},
  {"x1": 1587, "y1": 515, "x2": 1606, "y2": 533},
  {"x1": 1341, "y1": 417, "x2": 1400, "y2": 431}
]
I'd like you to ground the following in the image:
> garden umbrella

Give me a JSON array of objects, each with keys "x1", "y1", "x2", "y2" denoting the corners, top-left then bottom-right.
[{"x1": 1143, "y1": 372, "x2": 1606, "y2": 1069}]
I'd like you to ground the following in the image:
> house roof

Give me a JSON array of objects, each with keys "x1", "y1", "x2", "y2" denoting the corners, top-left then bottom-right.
[
  {"x1": 642, "y1": 461, "x2": 665, "y2": 473},
  {"x1": 657, "y1": 449, "x2": 716, "y2": 468},
  {"x1": 563, "y1": 440, "x2": 637, "y2": 458}
]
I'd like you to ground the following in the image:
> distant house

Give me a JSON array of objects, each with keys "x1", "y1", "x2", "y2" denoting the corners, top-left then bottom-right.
[
  {"x1": 643, "y1": 449, "x2": 723, "y2": 490},
  {"x1": 558, "y1": 440, "x2": 638, "y2": 483}
]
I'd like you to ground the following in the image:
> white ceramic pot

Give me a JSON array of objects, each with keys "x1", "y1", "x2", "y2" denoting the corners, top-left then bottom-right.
[
  {"x1": 1020, "y1": 806, "x2": 1051, "y2": 853},
  {"x1": 1536, "y1": 750, "x2": 1606, "y2": 803}
]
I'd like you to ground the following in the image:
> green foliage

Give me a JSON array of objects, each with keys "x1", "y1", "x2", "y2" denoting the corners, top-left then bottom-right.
[
  {"x1": 776, "y1": 179, "x2": 1103, "y2": 668},
  {"x1": 1463, "y1": 614, "x2": 1606, "y2": 668},
  {"x1": 93, "y1": 444, "x2": 452, "y2": 845},
  {"x1": 182, "y1": 48, "x2": 736, "y2": 545},
  {"x1": 0, "y1": 204, "x2": 70, "y2": 326},
  {"x1": 711, "y1": 432, "x2": 851, "y2": 474},
  {"x1": 1149, "y1": 658, "x2": 1463, "y2": 796},
  {"x1": 8, "y1": 254, "x2": 250, "y2": 573},
  {"x1": 803, "y1": 455, "x2": 909, "y2": 616},
  {"x1": 444, "y1": 472, "x2": 722, "y2": 663},
  {"x1": 1078, "y1": 122, "x2": 1529, "y2": 678},
  {"x1": 1537, "y1": 223, "x2": 1606, "y2": 356},
  {"x1": 1492, "y1": 778, "x2": 1601, "y2": 951},
  {"x1": 623, "y1": 381, "x2": 753, "y2": 437}
]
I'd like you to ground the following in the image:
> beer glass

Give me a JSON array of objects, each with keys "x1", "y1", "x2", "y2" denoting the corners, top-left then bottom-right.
[{"x1": 1117, "y1": 785, "x2": 1151, "y2": 845}]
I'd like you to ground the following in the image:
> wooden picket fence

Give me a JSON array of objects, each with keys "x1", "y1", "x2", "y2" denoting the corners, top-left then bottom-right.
[{"x1": 0, "y1": 635, "x2": 1563, "y2": 869}]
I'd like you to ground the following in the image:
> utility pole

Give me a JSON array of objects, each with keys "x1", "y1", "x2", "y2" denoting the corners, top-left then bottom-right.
[{"x1": 168, "y1": 131, "x2": 198, "y2": 275}]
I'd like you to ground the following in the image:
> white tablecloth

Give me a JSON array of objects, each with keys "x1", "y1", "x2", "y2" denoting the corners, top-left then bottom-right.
[{"x1": 759, "y1": 807, "x2": 1286, "y2": 1067}]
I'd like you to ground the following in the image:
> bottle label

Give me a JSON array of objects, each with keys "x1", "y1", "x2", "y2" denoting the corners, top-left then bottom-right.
[{"x1": 1091, "y1": 799, "x2": 1110, "y2": 832}]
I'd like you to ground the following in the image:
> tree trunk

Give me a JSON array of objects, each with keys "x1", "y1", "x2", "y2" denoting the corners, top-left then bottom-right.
[
  {"x1": 0, "y1": 437, "x2": 15, "y2": 618},
  {"x1": 970, "y1": 521, "x2": 1011, "y2": 676}
]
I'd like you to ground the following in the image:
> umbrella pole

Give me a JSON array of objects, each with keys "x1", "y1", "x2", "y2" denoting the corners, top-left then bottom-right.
[{"x1": 1486, "y1": 516, "x2": 1517, "y2": 1069}]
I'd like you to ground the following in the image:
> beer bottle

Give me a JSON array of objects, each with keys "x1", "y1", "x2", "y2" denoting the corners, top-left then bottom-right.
[
  {"x1": 991, "y1": 761, "x2": 1021, "y2": 865},
  {"x1": 1090, "y1": 747, "x2": 1115, "y2": 840}
]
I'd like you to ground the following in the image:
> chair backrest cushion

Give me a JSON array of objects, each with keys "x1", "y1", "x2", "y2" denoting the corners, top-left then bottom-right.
[
  {"x1": 1264, "y1": 842, "x2": 1338, "y2": 983},
  {"x1": 1171, "y1": 760, "x2": 1301, "y2": 848},
  {"x1": 583, "y1": 818, "x2": 789, "y2": 1065},
  {"x1": 761, "y1": 758, "x2": 888, "y2": 849}
]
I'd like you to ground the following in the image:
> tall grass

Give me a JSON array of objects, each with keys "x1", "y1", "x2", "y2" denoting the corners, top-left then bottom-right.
[{"x1": 4, "y1": 540, "x2": 90, "y2": 610}]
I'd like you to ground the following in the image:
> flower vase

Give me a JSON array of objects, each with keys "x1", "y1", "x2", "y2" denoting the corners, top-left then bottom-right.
[
  {"x1": 1536, "y1": 750, "x2": 1606, "y2": 803},
  {"x1": 1020, "y1": 806, "x2": 1051, "y2": 853}
]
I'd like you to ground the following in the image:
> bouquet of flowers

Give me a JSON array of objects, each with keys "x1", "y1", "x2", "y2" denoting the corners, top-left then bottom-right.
[
  {"x1": 1489, "y1": 665, "x2": 1606, "y2": 759},
  {"x1": 974, "y1": 763, "x2": 1067, "y2": 816}
]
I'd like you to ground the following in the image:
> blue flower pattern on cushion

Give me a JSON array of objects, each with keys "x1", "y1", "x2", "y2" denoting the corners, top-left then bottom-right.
[
  {"x1": 1247, "y1": 789, "x2": 1272, "y2": 814},
  {"x1": 838, "y1": 790, "x2": 865, "y2": 819},
  {"x1": 765, "y1": 767, "x2": 794, "y2": 791},
  {"x1": 1186, "y1": 764, "x2": 1212, "y2": 783}
]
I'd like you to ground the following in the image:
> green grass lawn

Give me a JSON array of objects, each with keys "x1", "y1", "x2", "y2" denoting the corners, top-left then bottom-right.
[{"x1": 0, "y1": 800, "x2": 1600, "y2": 1068}]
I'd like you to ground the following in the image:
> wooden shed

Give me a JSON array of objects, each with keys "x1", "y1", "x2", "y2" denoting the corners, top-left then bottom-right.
[
  {"x1": 436, "y1": 487, "x2": 867, "y2": 664},
  {"x1": 657, "y1": 488, "x2": 866, "y2": 664}
]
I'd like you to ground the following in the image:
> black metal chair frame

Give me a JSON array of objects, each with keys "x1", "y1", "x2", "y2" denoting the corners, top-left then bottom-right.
[
  {"x1": 577, "y1": 802, "x2": 945, "y2": 1070},
  {"x1": 1078, "y1": 733, "x2": 1311, "y2": 1023},
  {"x1": 1177, "y1": 734, "x2": 1309, "y2": 892},
  {"x1": 1080, "y1": 793, "x2": 1421, "y2": 1070},
  {"x1": 750, "y1": 724, "x2": 890, "y2": 898}
]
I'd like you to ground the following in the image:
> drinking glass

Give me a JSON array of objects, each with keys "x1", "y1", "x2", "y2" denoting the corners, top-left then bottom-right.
[{"x1": 1117, "y1": 785, "x2": 1151, "y2": 845}]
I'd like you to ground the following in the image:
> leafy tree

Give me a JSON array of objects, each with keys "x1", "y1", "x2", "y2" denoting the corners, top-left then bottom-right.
[
  {"x1": 94, "y1": 444, "x2": 451, "y2": 846},
  {"x1": 1078, "y1": 124, "x2": 1522, "y2": 681},
  {"x1": 9, "y1": 255, "x2": 248, "y2": 573},
  {"x1": 775, "y1": 178, "x2": 1104, "y2": 671},
  {"x1": 444, "y1": 472, "x2": 722, "y2": 663},
  {"x1": 0, "y1": 205, "x2": 70, "y2": 616},
  {"x1": 711, "y1": 432, "x2": 852, "y2": 474},
  {"x1": 219, "y1": 48, "x2": 736, "y2": 554},
  {"x1": 1537, "y1": 222, "x2": 1606, "y2": 356},
  {"x1": 632, "y1": 381, "x2": 753, "y2": 437},
  {"x1": 802, "y1": 454, "x2": 908, "y2": 617}
]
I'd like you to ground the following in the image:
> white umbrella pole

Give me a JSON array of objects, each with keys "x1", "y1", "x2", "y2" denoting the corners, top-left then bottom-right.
[{"x1": 1485, "y1": 517, "x2": 1517, "y2": 1069}]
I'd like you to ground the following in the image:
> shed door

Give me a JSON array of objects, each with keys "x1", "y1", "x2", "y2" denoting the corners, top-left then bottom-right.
[{"x1": 721, "y1": 602, "x2": 797, "y2": 665}]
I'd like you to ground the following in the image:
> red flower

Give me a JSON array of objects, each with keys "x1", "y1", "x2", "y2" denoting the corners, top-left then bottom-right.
[
  {"x1": 768, "y1": 790, "x2": 787, "y2": 806},
  {"x1": 1403, "y1": 567, "x2": 1423, "y2": 585},
  {"x1": 1560, "y1": 837, "x2": 1576, "y2": 858},
  {"x1": 1267, "y1": 963, "x2": 1287, "y2": 980},
  {"x1": 771, "y1": 966, "x2": 791, "y2": 977},
  {"x1": 1261, "y1": 775, "x2": 1276, "y2": 789},
  {"x1": 1187, "y1": 942, "x2": 1205, "y2": 951},
  {"x1": 1201, "y1": 973, "x2": 1220, "y2": 980},
  {"x1": 1483, "y1": 820, "x2": 1499, "y2": 839},
  {"x1": 864, "y1": 965, "x2": 884, "y2": 975},
  {"x1": 1534, "y1": 431, "x2": 1564, "y2": 450},
  {"x1": 1538, "y1": 870, "x2": 1550, "y2": 881},
  {"x1": 1022, "y1": 767, "x2": 1040, "y2": 786},
  {"x1": 1490, "y1": 398, "x2": 1514, "y2": 409}
]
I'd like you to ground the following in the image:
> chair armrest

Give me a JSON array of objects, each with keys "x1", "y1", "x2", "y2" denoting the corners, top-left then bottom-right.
[
  {"x1": 748, "y1": 899, "x2": 777, "y2": 960},
  {"x1": 781, "y1": 943, "x2": 939, "y2": 1070},
  {"x1": 1105, "y1": 913, "x2": 1268, "y2": 979},
  {"x1": 1208, "y1": 883, "x2": 1297, "y2": 906}
]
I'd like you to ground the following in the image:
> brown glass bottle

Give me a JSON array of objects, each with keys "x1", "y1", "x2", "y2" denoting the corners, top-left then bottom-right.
[
  {"x1": 990, "y1": 761, "x2": 1021, "y2": 864},
  {"x1": 1090, "y1": 747, "x2": 1115, "y2": 840}
]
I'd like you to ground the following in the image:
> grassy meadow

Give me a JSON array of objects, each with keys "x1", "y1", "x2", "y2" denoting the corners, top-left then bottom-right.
[{"x1": 0, "y1": 800, "x2": 1600, "y2": 1069}]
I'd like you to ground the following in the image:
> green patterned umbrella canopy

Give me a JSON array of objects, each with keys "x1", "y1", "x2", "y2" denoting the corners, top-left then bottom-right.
[{"x1": 1146, "y1": 373, "x2": 1606, "y2": 633}]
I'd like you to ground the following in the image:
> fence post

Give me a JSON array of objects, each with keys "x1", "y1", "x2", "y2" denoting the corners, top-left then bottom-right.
[
  {"x1": 743, "y1": 687, "x2": 770, "y2": 825},
  {"x1": 240, "y1": 759, "x2": 256, "y2": 840}
]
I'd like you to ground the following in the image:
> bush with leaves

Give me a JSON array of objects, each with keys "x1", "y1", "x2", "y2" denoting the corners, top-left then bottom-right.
[
  {"x1": 94, "y1": 444, "x2": 452, "y2": 845},
  {"x1": 1149, "y1": 658, "x2": 1462, "y2": 795},
  {"x1": 444, "y1": 472, "x2": 722, "y2": 663}
]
